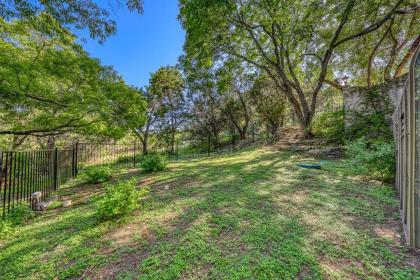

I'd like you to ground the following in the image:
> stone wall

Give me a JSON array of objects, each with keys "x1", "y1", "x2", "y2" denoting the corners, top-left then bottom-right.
[{"x1": 343, "y1": 74, "x2": 408, "y2": 127}]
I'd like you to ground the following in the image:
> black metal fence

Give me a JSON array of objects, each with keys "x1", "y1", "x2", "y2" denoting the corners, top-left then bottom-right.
[
  {"x1": 0, "y1": 134, "x2": 265, "y2": 218},
  {"x1": 0, "y1": 149, "x2": 75, "y2": 218}
]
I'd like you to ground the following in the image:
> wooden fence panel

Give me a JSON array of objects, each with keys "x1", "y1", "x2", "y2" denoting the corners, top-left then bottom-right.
[{"x1": 393, "y1": 46, "x2": 420, "y2": 248}]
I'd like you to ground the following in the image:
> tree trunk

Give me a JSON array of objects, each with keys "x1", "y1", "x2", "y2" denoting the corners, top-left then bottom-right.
[
  {"x1": 142, "y1": 137, "x2": 148, "y2": 155},
  {"x1": 170, "y1": 128, "x2": 175, "y2": 154},
  {"x1": 300, "y1": 123, "x2": 314, "y2": 139},
  {"x1": 239, "y1": 129, "x2": 247, "y2": 140},
  {"x1": 212, "y1": 128, "x2": 220, "y2": 149},
  {"x1": 12, "y1": 135, "x2": 28, "y2": 150},
  {"x1": 269, "y1": 124, "x2": 278, "y2": 136},
  {"x1": 47, "y1": 136, "x2": 55, "y2": 150},
  {"x1": 300, "y1": 113, "x2": 314, "y2": 139}
]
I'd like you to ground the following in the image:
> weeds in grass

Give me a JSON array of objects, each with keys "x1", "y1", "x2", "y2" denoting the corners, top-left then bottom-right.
[
  {"x1": 0, "y1": 203, "x2": 35, "y2": 239},
  {"x1": 0, "y1": 147, "x2": 418, "y2": 279}
]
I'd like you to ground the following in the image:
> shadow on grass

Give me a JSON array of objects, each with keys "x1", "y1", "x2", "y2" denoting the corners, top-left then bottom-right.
[{"x1": 1, "y1": 147, "x2": 419, "y2": 279}]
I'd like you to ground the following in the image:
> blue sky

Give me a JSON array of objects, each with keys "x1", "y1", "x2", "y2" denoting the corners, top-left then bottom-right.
[{"x1": 81, "y1": 0, "x2": 185, "y2": 88}]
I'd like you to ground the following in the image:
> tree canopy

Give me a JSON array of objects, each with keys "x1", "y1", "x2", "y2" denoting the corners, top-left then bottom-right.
[
  {"x1": 0, "y1": 15, "x2": 146, "y2": 148},
  {"x1": 1, "y1": 0, "x2": 144, "y2": 42},
  {"x1": 179, "y1": 0, "x2": 419, "y2": 137}
]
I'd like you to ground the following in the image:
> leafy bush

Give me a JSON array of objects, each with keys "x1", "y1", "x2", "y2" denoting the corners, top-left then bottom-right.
[
  {"x1": 345, "y1": 138, "x2": 395, "y2": 182},
  {"x1": 0, "y1": 220, "x2": 12, "y2": 238},
  {"x1": 84, "y1": 166, "x2": 112, "y2": 184},
  {"x1": 344, "y1": 88, "x2": 394, "y2": 141},
  {"x1": 140, "y1": 154, "x2": 167, "y2": 173},
  {"x1": 7, "y1": 203, "x2": 35, "y2": 225},
  {"x1": 346, "y1": 112, "x2": 393, "y2": 141},
  {"x1": 1, "y1": 203, "x2": 35, "y2": 237},
  {"x1": 311, "y1": 110, "x2": 345, "y2": 142},
  {"x1": 96, "y1": 179, "x2": 148, "y2": 220}
]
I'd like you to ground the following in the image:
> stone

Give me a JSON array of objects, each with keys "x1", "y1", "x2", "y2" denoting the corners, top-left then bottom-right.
[
  {"x1": 31, "y1": 192, "x2": 42, "y2": 210},
  {"x1": 38, "y1": 201, "x2": 51, "y2": 211},
  {"x1": 164, "y1": 185, "x2": 170, "y2": 190},
  {"x1": 343, "y1": 74, "x2": 407, "y2": 128},
  {"x1": 62, "y1": 200, "x2": 72, "y2": 207}
]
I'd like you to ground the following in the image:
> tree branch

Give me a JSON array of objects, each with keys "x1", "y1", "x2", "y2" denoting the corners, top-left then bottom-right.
[
  {"x1": 367, "y1": 23, "x2": 391, "y2": 87},
  {"x1": 311, "y1": 0, "x2": 356, "y2": 114},
  {"x1": 394, "y1": 35, "x2": 420, "y2": 77},
  {"x1": 333, "y1": 0, "x2": 405, "y2": 48},
  {"x1": 0, "y1": 116, "x2": 88, "y2": 136},
  {"x1": 324, "y1": 79, "x2": 344, "y2": 91}
]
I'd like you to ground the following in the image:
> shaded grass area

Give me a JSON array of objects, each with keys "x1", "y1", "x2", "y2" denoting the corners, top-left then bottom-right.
[{"x1": 0, "y1": 146, "x2": 419, "y2": 279}]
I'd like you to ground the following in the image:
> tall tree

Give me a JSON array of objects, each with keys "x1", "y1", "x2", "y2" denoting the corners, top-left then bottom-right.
[
  {"x1": 250, "y1": 75, "x2": 287, "y2": 137},
  {"x1": 149, "y1": 66, "x2": 185, "y2": 153},
  {"x1": 218, "y1": 68, "x2": 254, "y2": 140},
  {"x1": 182, "y1": 57, "x2": 227, "y2": 143},
  {"x1": 0, "y1": 16, "x2": 146, "y2": 148},
  {"x1": 179, "y1": 0, "x2": 415, "y2": 137},
  {"x1": 332, "y1": 5, "x2": 419, "y2": 87},
  {"x1": 133, "y1": 88, "x2": 161, "y2": 154},
  {"x1": 1, "y1": 0, "x2": 143, "y2": 42}
]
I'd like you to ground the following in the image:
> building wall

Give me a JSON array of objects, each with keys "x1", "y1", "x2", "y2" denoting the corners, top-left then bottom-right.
[{"x1": 343, "y1": 74, "x2": 408, "y2": 128}]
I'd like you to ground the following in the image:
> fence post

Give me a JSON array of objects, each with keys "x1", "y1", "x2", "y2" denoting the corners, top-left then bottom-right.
[
  {"x1": 207, "y1": 134, "x2": 211, "y2": 156},
  {"x1": 0, "y1": 152, "x2": 4, "y2": 218},
  {"x1": 133, "y1": 141, "x2": 136, "y2": 167},
  {"x1": 72, "y1": 145, "x2": 75, "y2": 178},
  {"x1": 74, "y1": 143, "x2": 79, "y2": 177},
  {"x1": 54, "y1": 148, "x2": 58, "y2": 191},
  {"x1": 176, "y1": 140, "x2": 179, "y2": 160},
  {"x1": 231, "y1": 134, "x2": 235, "y2": 152}
]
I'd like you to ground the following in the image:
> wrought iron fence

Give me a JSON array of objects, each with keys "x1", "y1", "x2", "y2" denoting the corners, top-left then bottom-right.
[
  {"x1": 0, "y1": 133, "x2": 265, "y2": 218},
  {"x1": 0, "y1": 149, "x2": 75, "y2": 218}
]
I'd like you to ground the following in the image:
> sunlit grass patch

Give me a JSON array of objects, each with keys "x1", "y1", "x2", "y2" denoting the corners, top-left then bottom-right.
[{"x1": 0, "y1": 146, "x2": 419, "y2": 279}]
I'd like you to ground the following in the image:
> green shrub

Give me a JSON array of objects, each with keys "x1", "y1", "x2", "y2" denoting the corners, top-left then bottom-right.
[
  {"x1": 96, "y1": 179, "x2": 148, "y2": 220},
  {"x1": 84, "y1": 166, "x2": 112, "y2": 184},
  {"x1": 311, "y1": 110, "x2": 345, "y2": 142},
  {"x1": 345, "y1": 138, "x2": 395, "y2": 182},
  {"x1": 1, "y1": 203, "x2": 35, "y2": 237},
  {"x1": 346, "y1": 112, "x2": 393, "y2": 141},
  {"x1": 140, "y1": 154, "x2": 167, "y2": 173},
  {"x1": 7, "y1": 203, "x2": 35, "y2": 226},
  {"x1": 0, "y1": 220, "x2": 12, "y2": 238}
]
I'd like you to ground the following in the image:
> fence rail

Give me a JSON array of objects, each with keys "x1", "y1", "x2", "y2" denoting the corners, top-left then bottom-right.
[{"x1": 0, "y1": 134, "x2": 265, "y2": 218}]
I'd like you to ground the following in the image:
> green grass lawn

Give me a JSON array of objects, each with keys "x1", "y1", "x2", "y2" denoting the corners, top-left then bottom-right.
[{"x1": 1, "y1": 146, "x2": 419, "y2": 279}]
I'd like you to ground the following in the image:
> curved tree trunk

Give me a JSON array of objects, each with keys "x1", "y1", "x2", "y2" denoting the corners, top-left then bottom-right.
[{"x1": 142, "y1": 138, "x2": 148, "y2": 155}]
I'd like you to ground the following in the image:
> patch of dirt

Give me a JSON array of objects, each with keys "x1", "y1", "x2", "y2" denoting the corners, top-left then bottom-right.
[
  {"x1": 277, "y1": 190, "x2": 309, "y2": 206},
  {"x1": 374, "y1": 223, "x2": 402, "y2": 246},
  {"x1": 297, "y1": 264, "x2": 312, "y2": 279},
  {"x1": 104, "y1": 221, "x2": 154, "y2": 247},
  {"x1": 320, "y1": 258, "x2": 368, "y2": 280},
  {"x1": 90, "y1": 249, "x2": 148, "y2": 280},
  {"x1": 153, "y1": 176, "x2": 203, "y2": 191},
  {"x1": 308, "y1": 146, "x2": 344, "y2": 160},
  {"x1": 59, "y1": 183, "x2": 103, "y2": 206},
  {"x1": 405, "y1": 247, "x2": 420, "y2": 270},
  {"x1": 136, "y1": 176, "x2": 156, "y2": 188},
  {"x1": 180, "y1": 263, "x2": 213, "y2": 279},
  {"x1": 89, "y1": 221, "x2": 155, "y2": 280}
]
